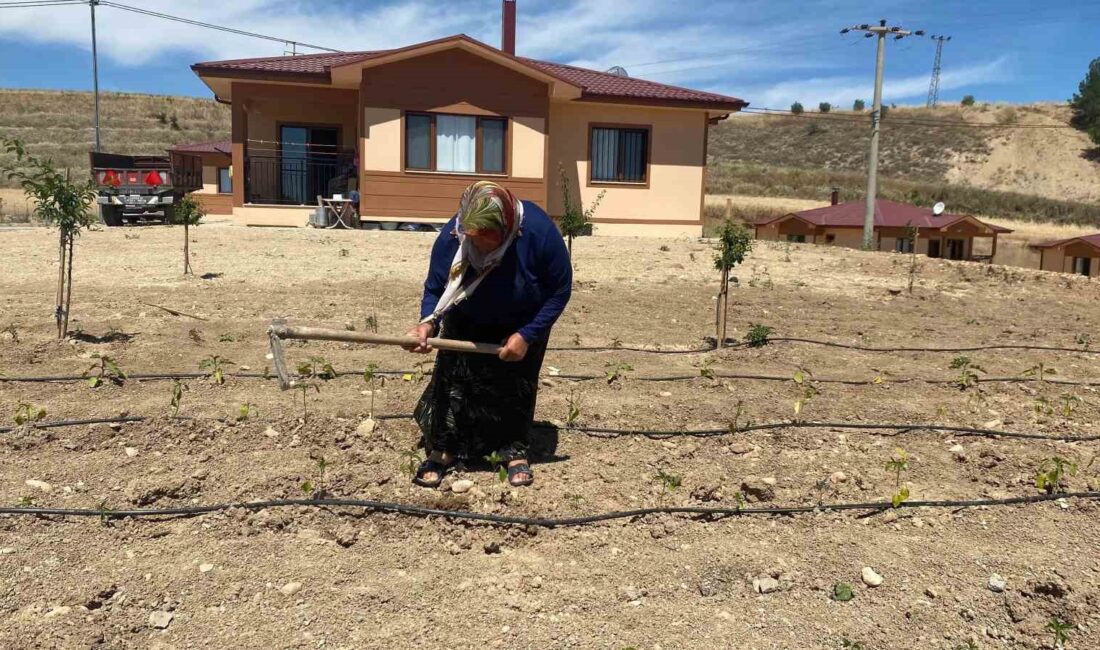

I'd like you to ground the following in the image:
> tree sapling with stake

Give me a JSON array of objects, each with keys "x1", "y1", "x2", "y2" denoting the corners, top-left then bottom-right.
[
  {"x1": 713, "y1": 221, "x2": 752, "y2": 348},
  {"x1": 1, "y1": 138, "x2": 97, "y2": 339},
  {"x1": 168, "y1": 193, "x2": 204, "y2": 275},
  {"x1": 885, "y1": 449, "x2": 911, "y2": 507},
  {"x1": 557, "y1": 162, "x2": 605, "y2": 258}
]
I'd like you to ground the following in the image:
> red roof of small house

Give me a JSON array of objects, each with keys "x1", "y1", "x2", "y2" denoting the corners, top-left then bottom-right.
[
  {"x1": 169, "y1": 139, "x2": 231, "y2": 155},
  {"x1": 756, "y1": 199, "x2": 1013, "y2": 233},
  {"x1": 191, "y1": 35, "x2": 747, "y2": 110},
  {"x1": 1029, "y1": 233, "x2": 1100, "y2": 249}
]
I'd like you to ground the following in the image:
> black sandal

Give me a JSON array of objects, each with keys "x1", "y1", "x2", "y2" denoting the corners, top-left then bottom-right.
[
  {"x1": 412, "y1": 459, "x2": 456, "y2": 488},
  {"x1": 506, "y1": 462, "x2": 534, "y2": 487}
]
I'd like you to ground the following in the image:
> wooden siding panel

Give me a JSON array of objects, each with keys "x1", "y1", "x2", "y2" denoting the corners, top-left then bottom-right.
[
  {"x1": 194, "y1": 193, "x2": 234, "y2": 215},
  {"x1": 360, "y1": 171, "x2": 545, "y2": 219}
]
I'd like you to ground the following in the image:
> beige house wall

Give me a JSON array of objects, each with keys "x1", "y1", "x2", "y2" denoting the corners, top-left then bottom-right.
[
  {"x1": 244, "y1": 91, "x2": 358, "y2": 149},
  {"x1": 196, "y1": 165, "x2": 219, "y2": 195},
  {"x1": 361, "y1": 107, "x2": 402, "y2": 172},
  {"x1": 548, "y1": 101, "x2": 706, "y2": 235},
  {"x1": 230, "y1": 205, "x2": 312, "y2": 227},
  {"x1": 592, "y1": 222, "x2": 702, "y2": 238},
  {"x1": 822, "y1": 228, "x2": 863, "y2": 248},
  {"x1": 512, "y1": 116, "x2": 546, "y2": 179}
]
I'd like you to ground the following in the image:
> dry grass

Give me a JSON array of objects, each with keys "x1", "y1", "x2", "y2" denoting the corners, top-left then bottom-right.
[{"x1": 0, "y1": 89, "x2": 229, "y2": 187}]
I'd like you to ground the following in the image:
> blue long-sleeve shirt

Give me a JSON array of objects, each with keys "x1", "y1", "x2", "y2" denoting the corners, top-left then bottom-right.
[{"x1": 419, "y1": 201, "x2": 572, "y2": 344}]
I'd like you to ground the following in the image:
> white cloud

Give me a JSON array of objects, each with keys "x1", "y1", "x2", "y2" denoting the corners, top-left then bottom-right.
[{"x1": 724, "y1": 56, "x2": 1011, "y2": 109}]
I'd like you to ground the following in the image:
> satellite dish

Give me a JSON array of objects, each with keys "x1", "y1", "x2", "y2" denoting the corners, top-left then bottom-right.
[
  {"x1": 932, "y1": 201, "x2": 946, "y2": 216},
  {"x1": 605, "y1": 65, "x2": 629, "y2": 77}
]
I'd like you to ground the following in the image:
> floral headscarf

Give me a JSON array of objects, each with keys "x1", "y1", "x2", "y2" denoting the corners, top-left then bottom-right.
[{"x1": 420, "y1": 181, "x2": 525, "y2": 325}]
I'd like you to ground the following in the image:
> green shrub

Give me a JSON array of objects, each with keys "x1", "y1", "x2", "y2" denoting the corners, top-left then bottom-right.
[
  {"x1": 818, "y1": 102, "x2": 832, "y2": 113},
  {"x1": 790, "y1": 102, "x2": 804, "y2": 115},
  {"x1": 961, "y1": 95, "x2": 976, "y2": 107},
  {"x1": 853, "y1": 99, "x2": 865, "y2": 111}
]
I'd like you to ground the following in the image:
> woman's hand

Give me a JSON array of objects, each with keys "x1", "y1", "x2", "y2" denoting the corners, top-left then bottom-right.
[
  {"x1": 403, "y1": 323, "x2": 435, "y2": 353},
  {"x1": 499, "y1": 333, "x2": 529, "y2": 362}
]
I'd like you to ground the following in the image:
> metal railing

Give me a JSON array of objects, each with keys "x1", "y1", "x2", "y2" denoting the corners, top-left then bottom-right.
[{"x1": 244, "y1": 151, "x2": 355, "y2": 206}]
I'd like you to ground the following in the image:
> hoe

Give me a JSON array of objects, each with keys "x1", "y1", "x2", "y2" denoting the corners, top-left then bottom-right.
[{"x1": 267, "y1": 318, "x2": 501, "y2": 389}]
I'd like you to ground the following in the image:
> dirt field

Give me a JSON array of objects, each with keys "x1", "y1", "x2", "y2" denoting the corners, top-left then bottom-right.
[{"x1": 2, "y1": 223, "x2": 1100, "y2": 649}]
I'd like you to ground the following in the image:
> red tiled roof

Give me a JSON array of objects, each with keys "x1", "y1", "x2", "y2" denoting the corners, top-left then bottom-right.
[
  {"x1": 1030, "y1": 233, "x2": 1100, "y2": 249},
  {"x1": 758, "y1": 199, "x2": 1012, "y2": 233},
  {"x1": 169, "y1": 139, "x2": 231, "y2": 155},
  {"x1": 192, "y1": 36, "x2": 746, "y2": 109}
]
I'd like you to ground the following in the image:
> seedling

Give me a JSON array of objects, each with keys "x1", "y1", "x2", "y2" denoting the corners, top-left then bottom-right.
[
  {"x1": 484, "y1": 451, "x2": 508, "y2": 483},
  {"x1": 611, "y1": 337, "x2": 623, "y2": 349},
  {"x1": 1035, "y1": 457, "x2": 1077, "y2": 493},
  {"x1": 733, "y1": 491, "x2": 747, "y2": 510},
  {"x1": 953, "y1": 641, "x2": 979, "y2": 650},
  {"x1": 301, "y1": 456, "x2": 329, "y2": 498},
  {"x1": 949, "y1": 356, "x2": 984, "y2": 390},
  {"x1": 18, "y1": 495, "x2": 34, "y2": 507},
  {"x1": 296, "y1": 383, "x2": 321, "y2": 423},
  {"x1": 399, "y1": 449, "x2": 421, "y2": 478},
  {"x1": 885, "y1": 449, "x2": 910, "y2": 507},
  {"x1": 840, "y1": 639, "x2": 864, "y2": 650},
  {"x1": 96, "y1": 498, "x2": 113, "y2": 525},
  {"x1": 84, "y1": 355, "x2": 127, "y2": 388},
  {"x1": 1021, "y1": 362, "x2": 1057, "y2": 384},
  {"x1": 1047, "y1": 617, "x2": 1074, "y2": 649},
  {"x1": 833, "y1": 582, "x2": 855, "y2": 602},
  {"x1": 13, "y1": 402, "x2": 46, "y2": 425},
  {"x1": 656, "y1": 469, "x2": 682, "y2": 493},
  {"x1": 364, "y1": 314, "x2": 378, "y2": 333},
  {"x1": 338, "y1": 248, "x2": 349, "y2": 257},
  {"x1": 237, "y1": 403, "x2": 255, "y2": 421},
  {"x1": 1060, "y1": 393, "x2": 1081, "y2": 417},
  {"x1": 362, "y1": 364, "x2": 386, "y2": 419},
  {"x1": 1033, "y1": 397, "x2": 1053, "y2": 416},
  {"x1": 728, "y1": 400, "x2": 747, "y2": 433},
  {"x1": 199, "y1": 355, "x2": 232, "y2": 385},
  {"x1": 168, "y1": 380, "x2": 186, "y2": 417},
  {"x1": 1075, "y1": 333, "x2": 1091, "y2": 349},
  {"x1": 571, "y1": 332, "x2": 581, "y2": 346},
  {"x1": 604, "y1": 362, "x2": 633, "y2": 386},
  {"x1": 697, "y1": 358, "x2": 716, "y2": 381},
  {"x1": 565, "y1": 389, "x2": 581, "y2": 427},
  {"x1": 218, "y1": 333, "x2": 235, "y2": 343},
  {"x1": 402, "y1": 359, "x2": 431, "y2": 384},
  {"x1": 297, "y1": 356, "x2": 336, "y2": 381},
  {"x1": 188, "y1": 328, "x2": 203, "y2": 343},
  {"x1": 745, "y1": 323, "x2": 772, "y2": 348},
  {"x1": 792, "y1": 367, "x2": 819, "y2": 420}
]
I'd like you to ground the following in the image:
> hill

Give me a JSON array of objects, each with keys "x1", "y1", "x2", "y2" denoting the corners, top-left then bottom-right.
[
  {"x1": 0, "y1": 89, "x2": 229, "y2": 181},
  {"x1": 708, "y1": 103, "x2": 1100, "y2": 225}
]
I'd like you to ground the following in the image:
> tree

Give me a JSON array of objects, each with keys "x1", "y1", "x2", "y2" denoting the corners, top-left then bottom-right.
[
  {"x1": 557, "y1": 162, "x2": 604, "y2": 257},
  {"x1": 712, "y1": 221, "x2": 753, "y2": 348},
  {"x1": 790, "y1": 102, "x2": 804, "y2": 115},
  {"x1": 853, "y1": 99, "x2": 865, "y2": 112},
  {"x1": 818, "y1": 102, "x2": 832, "y2": 114},
  {"x1": 1070, "y1": 57, "x2": 1100, "y2": 145},
  {"x1": 961, "y1": 95, "x2": 976, "y2": 107},
  {"x1": 169, "y1": 193, "x2": 204, "y2": 275},
  {"x1": 1, "y1": 138, "x2": 96, "y2": 338}
]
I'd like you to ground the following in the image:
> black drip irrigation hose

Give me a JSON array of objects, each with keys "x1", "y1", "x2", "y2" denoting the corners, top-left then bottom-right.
[
  {"x1": 1, "y1": 492, "x2": 1096, "y2": 527},
  {"x1": 765, "y1": 337, "x2": 1100, "y2": 355},
  {"x1": 4, "y1": 414, "x2": 1098, "y2": 442}
]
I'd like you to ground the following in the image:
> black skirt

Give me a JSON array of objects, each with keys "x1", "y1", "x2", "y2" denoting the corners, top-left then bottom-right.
[{"x1": 413, "y1": 312, "x2": 547, "y2": 462}]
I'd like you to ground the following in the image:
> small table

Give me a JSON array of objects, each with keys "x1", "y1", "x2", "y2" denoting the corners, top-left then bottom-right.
[{"x1": 320, "y1": 198, "x2": 359, "y2": 229}]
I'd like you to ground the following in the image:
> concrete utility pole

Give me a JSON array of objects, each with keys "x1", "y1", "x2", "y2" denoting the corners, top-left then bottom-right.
[
  {"x1": 841, "y1": 20, "x2": 923, "y2": 250},
  {"x1": 90, "y1": 0, "x2": 101, "y2": 152},
  {"x1": 925, "y1": 35, "x2": 951, "y2": 108}
]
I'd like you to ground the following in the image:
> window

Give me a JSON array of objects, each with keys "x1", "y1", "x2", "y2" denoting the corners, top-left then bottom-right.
[
  {"x1": 217, "y1": 167, "x2": 232, "y2": 194},
  {"x1": 946, "y1": 238, "x2": 965, "y2": 260},
  {"x1": 927, "y1": 240, "x2": 941, "y2": 258},
  {"x1": 824, "y1": 234, "x2": 836, "y2": 244},
  {"x1": 1074, "y1": 257, "x2": 1092, "y2": 276},
  {"x1": 590, "y1": 125, "x2": 649, "y2": 183},
  {"x1": 895, "y1": 237, "x2": 914, "y2": 253},
  {"x1": 786, "y1": 234, "x2": 806, "y2": 243},
  {"x1": 404, "y1": 113, "x2": 507, "y2": 174}
]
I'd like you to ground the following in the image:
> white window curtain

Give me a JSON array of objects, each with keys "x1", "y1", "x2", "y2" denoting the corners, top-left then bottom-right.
[{"x1": 436, "y1": 115, "x2": 476, "y2": 172}]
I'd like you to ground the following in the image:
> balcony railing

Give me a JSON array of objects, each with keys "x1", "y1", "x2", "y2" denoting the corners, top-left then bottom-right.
[{"x1": 244, "y1": 150, "x2": 355, "y2": 206}]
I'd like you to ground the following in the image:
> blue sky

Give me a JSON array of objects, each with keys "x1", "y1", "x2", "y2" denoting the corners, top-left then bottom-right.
[{"x1": 0, "y1": 0, "x2": 1097, "y2": 107}]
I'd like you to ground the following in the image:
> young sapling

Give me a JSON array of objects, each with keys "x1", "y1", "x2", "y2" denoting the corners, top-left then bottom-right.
[
  {"x1": 1047, "y1": 617, "x2": 1074, "y2": 649},
  {"x1": 565, "y1": 389, "x2": 581, "y2": 427},
  {"x1": 168, "y1": 380, "x2": 186, "y2": 417},
  {"x1": 362, "y1": 364, "x2": 386, "y2": 419},
  {"x1": 949, "y1": 356, "x2": 984, "y2": 390},
  {"x1": 84, "y1": 355, "x2": 127, "y2": 388},
  {"x1": 13, "y1": 402, "x2": 46, "y2": 425},
  {"x1": 656, "y1": 469, "x2": 682, "y2": 494},
  {"x1": 1035, "y1": 457, "x2": 1077, "y2": 493},
  {"x1": 745, "y1": 323, "x2": 772, "y2": 348},
  {"x1": 237, "y1": 403, "x2": 255, "y2": 421},
  {"x1": 484, "y1": 451, "x2": 508, "y2": 483},
  {"x1": 604, "y1": 362, "x2": 633, "y2": 386},
  {"x1": 301, "y1": 456, "x2": 329, "y2": 498},
  {"x1": 885, "y1": 449, "x2": 910, "y2": 507},
  {"x1": 199, "y1": 355, "x2": 232, "y2": 385}
]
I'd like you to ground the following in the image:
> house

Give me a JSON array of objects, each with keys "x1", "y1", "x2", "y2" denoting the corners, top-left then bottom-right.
[
  {"x1": 187, "y1": 0, "x2": 747, "y2": 236},
  {"x1": 754, "y1": 197, "x2": 1012, "y2": 261},
  {"x1": 1029, "y1": 233, "x2": 1100, "y2": 277},
  {"x1": 169, "y1": 140, "x2": 232, "y2": 215}
]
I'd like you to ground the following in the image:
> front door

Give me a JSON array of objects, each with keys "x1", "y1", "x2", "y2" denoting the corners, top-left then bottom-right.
[
  {"x1": 280, "y1": 125, "x2": 339, "y2": 205},
  {"x1": 1074, "y1": 257, "x2": 1092, "y2": 276},
  {"x1": 927, "y1": 239, "x2": 941, "y2": 258},
  {"x1": 946, "y1": 238, "x2": 965, "y2": 260}
]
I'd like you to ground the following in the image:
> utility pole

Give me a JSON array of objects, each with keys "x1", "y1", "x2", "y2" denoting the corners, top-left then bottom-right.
[
  {"x1": 925, "y1": 35, "x2": 950, "y2": 108},
  {"x1": 90, "y1": 0, "x2": 101, "y2": 152},
  {"x1": 841, "y1": 20, "x2": 923, "y2": 250}
]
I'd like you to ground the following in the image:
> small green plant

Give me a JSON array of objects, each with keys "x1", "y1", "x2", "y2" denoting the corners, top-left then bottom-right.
[
  {"x1": 1048, "y1": 616, "x2": 1074, "y2": 648},
  {"x1": 565, "y1": 389, "x2": 581, "y2": 427},
  {"x1": 558, "y1": 162, "x2": 605, "y2": 257},
  {"x1": 658, "y1": 245, "x2": 670, "y2": 252},
  {"x1": 1021, "y1": 362, "x2": 1057, "y2": 384},
  {"x1": 1060, "y1": 393, "x2": 1081, "y2": 417},
  {"x1": 1033, "y1": 396, "x2": 1054, "y2": 416},
  {"x1": 885, "y1": 449, "x2": 910, "y2": 507},
  {"x1": 168, "y1": 380, "x2": 186, "y2": 417},
  {"x1": 713, "y1": 220, "x2": 753, "y2": 347},
  {"x1": 237, "y1": 403, "x2": 255, "y2": 421},
  {"x1": 362, "y1": 364, "x2": 386, "y2": 419},
  {"x1": 949, "y1": 356, "x2": 984, "y2": 389},
  {"x1": 1035, "y1": 457, "x2": 1077, "y2": 493},
  {"x1": 961, "y1": 94, "x2": 976, "y2": 107},
  {"x1": 656, "y1": 469, "x2": 681, "y2": 493},
  {"x1": 168, "y1": 192, "x2": 204, "y2": 275},
  {"x1": 728, "y1": 400, "x2": 747, "y2": 433},
  {"x1": 399, "y1": 449, "x2": 420, "y2": 478},
  {"x1": 298, "y1": 356, "x2": 336, "y2": 381},
  {"x1": 733, "y1": 491, "x2": 747, "y2": 510},
  {"x1": 745, "y1": 323, "x2": 772, "y2": 348},
  {"x1": 13, "y1": 402, "x2": 46, "y2": 425},
  {"x1": 604, "y1": 362, "x2": 633, "y2": 386},
  {"x1": 296, "y1": 383, "x2": 320, "y2": 423},
  {"x1": 1075, "y1": 333, "x2": 1091, "y2": 348},
  {"x1": 84, "y1": 355, "x2": 127, "y2": 388},
  {"x1": 401, "y1": 359, "x2": 431, "y2": 384},
  {"x1": 199, "y1": 355, "x2": 232, "y2": 385},
  {"x1": 792, "y1": 367, "x2": 818, "y2": 419},
  {"x1": 96, "y1": 498, "x2": 113, "y2": 525},
  {"x1": 840, "y1": 639, "x2": 864, "y2": 650},
  {"x1": 218, "y1": 333, "x2": 235, "y2": 343},
  {"x1": 953, "y1": 641, "x2": 979, "y2": 650},
  {"x1": 611, "y1": 337, "x2": 623, "y2": 349},
  {"x1": 365, "y1": 313, "x2": 378, "y2": 333},
  {"x1": 833, "y1": 582, "x2": 855, "y2": 602},
  {"x1": 301, "y1": 456, "x2": 329, "y2": 498},
  {"x1": 484, "y1": 451, "x2": 508, "y2": 483},
  {"x1": 338, "y1": 248, "x2": 349, "y2": 257},
  {"x1": 697, "y1": 357, "x2": 716, "y2": 380},
  {"x1": 18, "y1": 495, "x2": 35, "y2": 507}
]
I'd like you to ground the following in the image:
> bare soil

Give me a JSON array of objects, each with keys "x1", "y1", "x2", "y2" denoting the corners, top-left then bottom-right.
[{"x1": 2, "y1": 223, "x2": 1100, "y2": 649}]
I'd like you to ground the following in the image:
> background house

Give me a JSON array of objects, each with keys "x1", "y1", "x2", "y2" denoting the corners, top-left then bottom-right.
[
  {"x1": 170, "y1": 139, "x2": 232, "y2": 215},
  {"x1": 754, "y1": 197, "x2": 1012, "y2": 261},
  {"x1": 187, "y1": 0, "x2": 746, "y2": 236},
  {"x1": 1029, "y1": 233, "x2": 1100, "y2": 276}
]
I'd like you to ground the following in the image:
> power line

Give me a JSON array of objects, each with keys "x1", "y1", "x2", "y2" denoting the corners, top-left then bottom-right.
[
  {"x1": 926, "y1": 35, "x2": 951, "y2": 108},
  {"x1": 0, "y1": 0, "x2": 86, "y2": 7}
]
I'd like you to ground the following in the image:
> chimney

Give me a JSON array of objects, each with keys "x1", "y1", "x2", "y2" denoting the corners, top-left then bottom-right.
[
  {"x1": 501, "y1": 0, "x2": 516, "y2": 55},
  {"x1": 830, "y1": 188, "x2": 839, "y2": 206}
]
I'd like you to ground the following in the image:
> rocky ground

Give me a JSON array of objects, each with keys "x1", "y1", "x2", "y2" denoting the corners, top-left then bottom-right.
[{"x1": 1, "y1": 222, "x2": 1099, "y2": 649}]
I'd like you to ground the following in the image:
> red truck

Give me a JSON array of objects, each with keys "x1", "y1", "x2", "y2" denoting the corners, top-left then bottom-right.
[{"x1": 89, "y1": 150, "x2": 202, "y2": 226}]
